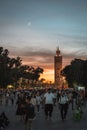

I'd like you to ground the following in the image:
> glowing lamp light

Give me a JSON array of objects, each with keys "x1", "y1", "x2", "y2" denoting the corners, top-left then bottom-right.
[{"x1": 7, "y1": 85, "x2": 13, "y2": 89}]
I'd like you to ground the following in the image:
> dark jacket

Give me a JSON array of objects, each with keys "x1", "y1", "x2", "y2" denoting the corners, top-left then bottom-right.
[{"x1": 25, "y1": 103, "x2": 35, "y2": 122}]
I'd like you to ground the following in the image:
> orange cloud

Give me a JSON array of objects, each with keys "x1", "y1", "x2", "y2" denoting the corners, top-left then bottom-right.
[{"x1": 40, "y1": 69, "x2": 54, "y2": 83}]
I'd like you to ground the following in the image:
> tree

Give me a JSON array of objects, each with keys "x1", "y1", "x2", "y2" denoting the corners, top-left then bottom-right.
[
  {"x1": 0, "y1": 47, "x2": 10, "y2": 88},
  {"x1": 0, "y1": 46, "x2": 44, "y2": 89},
  {"x1": 61, "y1": 59, "x2": 87, "y2": 88}
]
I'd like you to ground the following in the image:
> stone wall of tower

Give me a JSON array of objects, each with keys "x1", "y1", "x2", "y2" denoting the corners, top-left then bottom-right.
[{"x1": 54, "y1": 49, "x2": 62, "y2": 88}]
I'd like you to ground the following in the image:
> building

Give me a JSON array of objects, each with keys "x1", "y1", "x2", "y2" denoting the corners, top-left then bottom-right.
[{"x1": 54, "y1": 47, "x2": 62, "y2": 88}]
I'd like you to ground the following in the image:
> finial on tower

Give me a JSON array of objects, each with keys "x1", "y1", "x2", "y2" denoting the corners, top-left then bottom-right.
[{"x1": 56, "y1": 46, "x2": 60, "y2": 56}]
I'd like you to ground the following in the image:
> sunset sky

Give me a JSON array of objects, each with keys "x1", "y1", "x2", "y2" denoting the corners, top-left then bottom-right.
[{"x1": 0, "y1": 0, "x2": 87, "y2": 82}]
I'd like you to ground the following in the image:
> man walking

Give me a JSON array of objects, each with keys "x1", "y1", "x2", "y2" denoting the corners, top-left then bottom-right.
[{"x1": 44, "y1": 88, "x2": 55, "y2": 120}]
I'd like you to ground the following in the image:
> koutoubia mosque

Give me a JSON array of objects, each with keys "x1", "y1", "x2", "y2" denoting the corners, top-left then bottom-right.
[{"x1": 54, "y1": 47, "x2": 62, "y2": 88}]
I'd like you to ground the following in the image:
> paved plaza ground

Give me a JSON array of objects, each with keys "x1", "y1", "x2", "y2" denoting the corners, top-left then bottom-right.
[{"x1": 0, "y1": 101, "x2": 87, "y2": 130}]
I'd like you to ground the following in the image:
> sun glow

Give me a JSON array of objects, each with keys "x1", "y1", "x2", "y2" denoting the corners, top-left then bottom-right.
[
  {"x1": 22, "y1": 57, "x2": 72, "y2": 83},
  {"x1": 40, "y1": 69, "x2": 54, "y2": 83}
]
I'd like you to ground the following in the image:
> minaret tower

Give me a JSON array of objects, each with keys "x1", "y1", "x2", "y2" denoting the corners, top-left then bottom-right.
[{"x1": 54, "y1": 47, "x2": 62, "y2": 88}]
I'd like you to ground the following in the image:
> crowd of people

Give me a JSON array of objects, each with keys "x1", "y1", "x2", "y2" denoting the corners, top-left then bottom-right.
[{"x1": 0, "y1": 87, "x2": 86, "y2": 130}]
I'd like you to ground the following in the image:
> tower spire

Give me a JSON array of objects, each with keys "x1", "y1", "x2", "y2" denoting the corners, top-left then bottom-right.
[{"x1": 56, "y1": 46, "x2": 60, "y2": 56}]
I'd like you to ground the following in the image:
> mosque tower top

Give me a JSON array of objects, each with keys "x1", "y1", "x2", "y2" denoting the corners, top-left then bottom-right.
[{"x1": 56, "y1": 46, "x2": 60, "y2": 56}]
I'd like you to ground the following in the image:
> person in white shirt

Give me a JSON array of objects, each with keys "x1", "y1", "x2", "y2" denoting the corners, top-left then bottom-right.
[
  {"x1": 59, "y1": 91, "x2": 69, "y2": 121},
  {"x1": 44, "y1": 88, "x2": 55, "y2": 120},
  {"x1": 30, "y1": 94, "x2": 36, "y2": 106}
]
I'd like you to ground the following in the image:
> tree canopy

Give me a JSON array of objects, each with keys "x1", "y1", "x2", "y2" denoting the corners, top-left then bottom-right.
[
  {"x1": 61, "y1": 58, "x2": 87, "y2": 89},
  {"x1": 0, "y1": 47, "x2": 44, "y2": 88}
]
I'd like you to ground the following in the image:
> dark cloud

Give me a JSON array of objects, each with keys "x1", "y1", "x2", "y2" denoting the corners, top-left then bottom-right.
[{"x1": 62, "y1": 49, "x2": 87, "y2": 59}]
